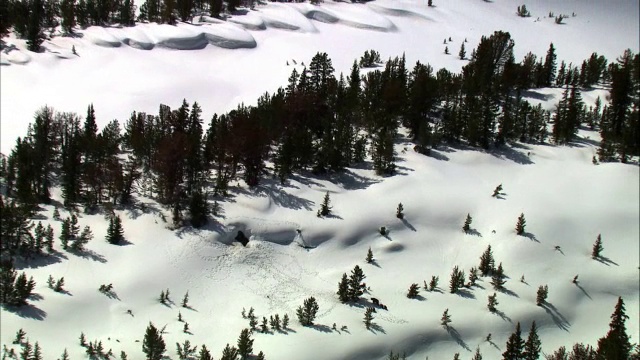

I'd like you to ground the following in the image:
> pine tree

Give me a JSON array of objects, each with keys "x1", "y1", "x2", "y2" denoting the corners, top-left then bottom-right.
[
  {"x1": 220, "y1": 344, "x2": 239, "y2": 360},
  {"x1": 444, "y1": 46, "x2": 449, "y2": 55},
  {"x1": 296, "y1": 296, "x2": 319, "y2": 326},
  {"x1": 523, "y1": 321, "x2": 541, "y2": 360},
  {"x1": 60, "y1": 218, "x2": 71, "y2": 250},
  {"x1": 183, "y1": 322, "x2": 189, "y2": 333},
  {"x1": 536, "y1": 285, "x2": 548, "y2": 306},
  {"x1": 30, "y1": 342, "x2": 42, "y2": 360},
  {"x1": 488, "y1": 293, "x2": 498, "y2": 312},
  {"x1": 366, "y1": 247, "x2": 374, "y2": 264},
  {"x1": 26, "y1": 0, "x2": 44, "y2": 52},
  {"x1": 181, "y1": 291, "x2": 189, "y2": 308},
  {"x1": 449, "y1": 266, "x2": 464, "y2": 293},
  {"x1": 516, "y1": 213, "x2": 526, "y2": 235},
  {"x1": 428, "y1": 275, "x2": 439, "y2": 291},
  {"x1": 260, "y1": 317, "x2": 268, "y2": 333},
  {"x1": 61, "y1": 348, "x2": 70, "y2": 360},
  {"x1": 348, "y1": 265, "x2": 366, "y2": 301},
  {"x1": 177, "y1": 340, "x2": 198, "y2": 360},
  {"x1": 319, "y1": 192, "x2": 332, "y2": 217},
  {"x1": 14, "y1": 328, "x2": 26, "y2": 344},
  {"x1": 283, "y1": 314, "x2": 290, "y2": 329},
  {"x1": 237, "y1": 328, "x2": 253, "y2": 359},
  {"x1": 491, "y1": 263, "x2": 506, "y2": 290},
  {"x1": 364, "y1": 307, "x2": 375, "y2": 329},
  {"x1": 502, "y1": 322, "x2": 525, "y2": 360},
  {"x1": 45, "y1": 224, "x2": 54, "y2": 252},
  {"x1": 20, "y1": 339, "x2": 32, "y2": 360},
  {"x1": 441, "y1": 308, "x2": 451, "y2": 327},
  {"x1": 463, "y1": 213, "x2": 472, "y2": 233},
  {"x1": 396, "y1": 203, "x2": 404, "y2": 219},
  {"x1": 592, "y1": 234, "x2": 603, "y2": 259},
  {"x1": 472, "y1": 347, "x2": 483, "y2": 360},
  {"x1": 120, "y1": 351, "x2": 128, "y2": 360},
  {"x1": 198, "y1": 345, "x2": 213, "y2": 360},
  {"x1": 142, "y1": 323, "x2": 166, "y2": 360},
  {"x1": 479, "y1": 245, "x2": 495, "y2": 276},
  {"x1": 72, "y1": 225, "x2": 93, "y2": 251},
  {"x1": 256, "y1": 351, "x2": 265, "y2": 360},
  {"x1": 106, "y1": 215, "x2": 125, "y2": 244},
  {"x1": 597, "y1": 297, "x2": 632, "y2": 359},
  {"x1": 468, "y1": 267, "x2": 479, "y2": 286},
  {"x1": 189, "y1": 190, "x2": 208, "y2": 228},
  {"x1": 248, "y1": 308, "x2": 258, "y2": 330},
  {"x1": 407, "y1": 283, "x2": 419, "y2": 298},
  {"x1": 337, "y1": 273, "x2": 349, "y2": 303},
  {"x1": 79, "y1": 332, "x2": 87, "y2": 346},
  {"x1": 459, "y1": 43, "x2": 466, "y2": 60},
  {"x1": 54, "y1": 277, "x2": 65, "y2": 292},
  {"x1": 492, "y1": 184, "x2": 503, "y2": 197}
]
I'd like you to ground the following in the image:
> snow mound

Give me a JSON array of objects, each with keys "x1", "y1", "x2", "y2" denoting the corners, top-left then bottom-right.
[
  {"x1": 84, "y1": 27, "x2": 123, "y2": 48},
  {"x1": 296, "y1": 3, "x2": 396, "y2": 32},
  {"x1": 201, "y1": 23, "x2": 257, "y2": 49},
  {"x1": 257, "y1": 4, "x2": 318, "y2": 32},
  {"x1": 367, "y1": 2, "x2": 433, "y2": 21},
  {"x1": 228, "y1": 12, "x2": 268, "y2": 30},
  {"x1": 1, "y1": 45, "x2": 31, "y2": 65}
]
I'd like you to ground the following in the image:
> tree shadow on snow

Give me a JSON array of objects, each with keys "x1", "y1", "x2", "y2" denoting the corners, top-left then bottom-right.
[
  {"x1": 541, "y1": 302, "x2": 570, "y2": 331},
  {"x1": 522, "y1": 232, "x2": 539, "y2": 243},
  {"x1": 3, "y1": 303, "x2": 47, "y2": 320},
  {"x1": 75, "y1": 249, "x2": 107, "y2": 263},
  {"x1": 495, "y1": 309, "x2": 512, "y2": 323},
  {"x1": 498, "y1": 287, "x2": 519, "y2": 298},
  {"x1": 369, "y1": 323, "x2": 386, "y2": 334},
  {"x1": 575, "y1": 283, "x2": 592, "y2": 300},
  {"x1": 425, "y1": 148, "x2": 450, "y2": 161},
  {"x1": 446, "y1": 326, "x2": 471, "y2": 352},
  {"x1": 465, "y1": 228, "x2": 482, "y2": 237},
  {"x1": 456, "y1": 289, "x2": 475, "y2": 299},
  {"x1": 14, "y1": 251, "x2": 67, "y2": 270},
  {"x1": 309, "y1": 324, "x2": 333, "y2": 333},
  {"x1": 595, "y1": 255, "x2": 619, "y2": 266},
  {"x1": 401, "y1": 218, "x2": 417, "y2": 232}
]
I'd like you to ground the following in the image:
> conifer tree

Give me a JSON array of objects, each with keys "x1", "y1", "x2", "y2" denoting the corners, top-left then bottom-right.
[
  {"x1": 248, "y1": 308, "x2": 258, "y2": 331},
  {"x1": 592, "y1": 234, "x2": 603, "y2": 259},
  {"x1": 260, "y1": 317, "x2": 268, "y2": 333},
  {"x1": 176, "y1": 340, "x2": 198, "y2": 360},
  {"x1": 348, "y1": 265, "x2": 366, "y2": 301},
  {"x1": 45, "y1": 224, "x2": 54, "y2": 252},
  {"x1": 198, "y1": 345, "x2": 213, "y2": 360},
  {"x1": 396, "y1": 203, "x2": 404, "y2": 219},
  {"x1": 60, "y1": 218, "x2": 71, "y2": 250},
  {"x1": 237, "y1": 328, "x2": 254, "y2": 359},
  {"x1": 220, "y1": 344, "x2": 239, "y2": 360},
  {"x1": 337, "y1": 273, "x2": 349, "y2": 303},
  {"x1": 407, "y1": 283, "x2": 419, "y2": 299},
  {"x1": 20, "y1": 340, "x2": 32, "y2": 360},
  {"x1": 256, "y1": 351, "x2": 265, "y2": 360},
  {"x1": 502, "y1": 322, "x2": 525, "y2": 360},
  {"x1": 189, "y1": 190, "x2": 208, "y2": 228},
  {"x1": 491, "y1": 263, "x2": 506, "y2": 290},
  {"x1": 366, "y1": 247, "x2": 374, "y2": 264},
  {"x1": 472, "y1": 347, "x2": 483, "y2": 360},
  {"x1": 463, "y1": 213, "x2": 472, "y2": 233},
  {"x1": 142, "y1": 323, "x2": 166, "y2": 360},
  {"x1": 492, "y1": 184, "x2": 503, "y2": 197},
  {"x1": 364, "y1": 307, "x2": 375, "y2": 329},
  {"x1": 181, "y1": 291, "x2": 189, "y2": 308},
  {"x1": 444, "y1": 46, "x2": 449, "y2": 55},
  {"x1": 318, "y1": 192, "x2": 332, "y2": 217},
  {"x1": 479, "y1": 245, "x2": 495, "y2": 276},
  {"x1": 597, "y1": 297, "x2": 632, "y2": 359},
  {"x1": 449, "y1": 266, "x2": 465, "y2": 293},
  {"x1": 429, "y1": 275, "x2": 439, "y2": 291},
  {"x1": 468, "y1": 267, "x2": 479, "y2": 286},
  {"x1": 283, "y1": 314, "x2": 289, "y2": 329},
  {"x1": 14, "y1": 328, "x2": 26, "y2": 344},
  {"x1": 523, "y1": 321, "x2": 541, "y2": 360},
  {"x1": 516, "y1": 213, "x2": 526, "y2": 235},
  {"x1": 26, "y1": 0, "x2": 44, "y2": 52},
  {"x1": 488, "y1": 293, "x2": 498, "y2": 312},
  {"x1": 61, "y1": 348, "x2": 70, "y2": 360},
  {"x1": 536, "y1": 285, "x2": 548, "y2": 305},
  {"x1": 441, "y1": 308, "x2": 451, "y2": 327},
  {"x1": 72, "y1": 225, "x2": 93, "y2": 251},
  {"x1": 106, "y1": 215, "x2": 124, "y2": 245},
  {"x1": 459, "y1": 43, "x2": 466, "y2": 60},
  {"x1": 296, "y1": 296, "x2": 319, "y2": 326}
]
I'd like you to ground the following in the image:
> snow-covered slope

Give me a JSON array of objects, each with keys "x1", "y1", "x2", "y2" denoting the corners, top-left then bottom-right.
[{"x1": 1, "y1": 1, "x2": 639, "y2": 359}]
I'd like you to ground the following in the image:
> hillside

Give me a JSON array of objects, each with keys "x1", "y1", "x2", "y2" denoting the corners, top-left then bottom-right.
[{"x1": 1, "y1": 0, "x2": 639, "y2": 359}]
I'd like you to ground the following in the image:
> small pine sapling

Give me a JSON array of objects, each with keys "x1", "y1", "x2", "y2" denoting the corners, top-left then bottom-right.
[
  {"x1": 261, "y1": 317, "x2": 268, "y2": 333},
  {"x1": 181, "y1": 291, "x2": 189, "y2": 308},
  {"x1": 274, "y1": 314, "x2": 281, "y2": 331},
  {"x1": 492, "y1": 184, "x2": 503, "y2": 197},
  {"x1": 516, "y1": 213, "x2": 526, "y2": 235},
  {"x1": 453, "y1": 353, "x2": 460, "y2": 360},
  {"x1": 490, "y1": 263, "x2": 506, "y2": 290},
  {"x1": 120, "y1": 351, "x2": 128, "y2": 360},
  {"x1": 364, "y1": 307, "x2": 375, "y2": 329},
  {"x1": 396, "y1": 203, "x2": 404, "y2": 219},
  {"x1": 472, "y1": 347, "x2": 482, "y2": 360},
  {"x1": 13, "y1": 328, "x2": 26, "y2": 344},
  {"x1": 536, "y1": 285, "x2": 548, "y2": 305},
  {"x1": 487, "y1": 293, "x2": 498, "y2": 312},
  {"x1": 379, "y1": 226, "x2": 387, "y2": 236},
  {"x1": 407, "y1": 283, "x2": 419, "y2": 299},
  {"x1": 282, "y1": 314, "x2": 289, "y2": 329},
  {"x1": 468, "y1": 267, "x2": 478, "y2": 286},
  {"x1": 572, "y1": 275, "x2": 579, "y2": 284},
  {"x1": 319, "y1": 192, "x2": 332, "y2": 217},
  {"x1": 444, "y1": 46, "x2": 449, "y2": 55},
  {"x1": 47, "y1": 275, "x2": 55, "y2": 289},
  {"x1": 183, "y1": 322, "x2": 189, "y2": 333},
  {"x1": 241, "y1": 307, "x2": 246, "y2": 318},
  {"x1": 54, "y1": 277, "x2": 65, "y2": 292},
  {"x1": 441, "y1": 309, "x2": 451, "y2": 327},
  {"x1": 178, "y1": 311, "x2": 183, "y2": 322},
  {"x1": 79, "y1": 332, "x2": 87, "y2": 347},
  {"x1": 520, "y1": 275, "x2": 526, "y2": 283},
  {"x1": 256, "y1": 351, "x2": 265, "y2": 360},
  {"x1": 463, "y1": 214, "x2": 472, "y2": 233},
  {"x1": 159, "y1": 290, "x2": 166, "y2": 304},
  {"x1": 61, "y1": 349, "x2": 70, "y2": 360},
  {"x1": 428, "y1": 0, "x2": 432, "y2": 6},
  {"x1": 592, "y1": 234, "x2": 603, "y2": 259},
  {"x1": 459, "y1": 42, "x2": 466, "y2": 60},
  {"x1": 366, "y1": 247, "x2": 374, "y2": 264},
  {"x1": 429, "y1": 276, "x2": 439, "y2": 291},
  {"x1": 53, "y1": 208, "x2": 61, "y2": 220}
]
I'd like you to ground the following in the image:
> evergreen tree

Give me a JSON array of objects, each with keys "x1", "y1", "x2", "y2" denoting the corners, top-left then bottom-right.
[
  {"x1": 142, "y1": 323, "x2": 166, "y2": 360},
  {"x1": 459, "y1": 42, "x2": 466, "y2": 60},
  {"x1": 542, "y1": 43, "x2": 557, "y2": 87},
  {"x1": 220, "y1": 344, "x2": 239, "y2": 360},
  {"x1": 449, "y1": 265, "x2": 465, "y2": 293},
  {"x1": 283, "y1": 314, "x2": 289, "y2": 329},
  {"x1": 523, "y1": 321, "x2": 541, "y2": 360},
  {"x1": 106, "y1": 215, "x2": 124, "y2": 244},
  {"x1": 463, "y1": 213, "x2": 472, "y2": 233},
  {"x1": 61, "y1": 348, "x2": 70, "y2": 360},
  {"x1": 318, "y1": 192, "x2": 332, "y2": 217},
  {"x1": 488, "y1": 293, "x2": 498, "y2": 312},
  {"x1": 428, "y1": 275, "x2": 439, "y2": 291},
  {"x1": 502, "y1": 322, "x2": 525, "y2": 360},
  {"x1": 26, "y1": 0, "x2": 44, "y2": 51},
  {"x1": 407, "y1": 283, "x2": 419, "y2": 298},
  {"x1": 176, "y1": 340, "x2": 198, "y2": 360},
  {"x1": 20, "y1": 340, "x2": 32, "y2": 360},
  {"x1": 516, "y1": 213, "x2": 526, "y2": 235},
  {"x1": 396, "y1": 203, "x2": 404, "y2": 219},
  {"x1": 337, "y1": 273, "x2": 349, "y2": 303},
  {"x1": 479, "y1": 245, "x2": 495, "y2": 276},
  {"x1": 468, "y1": 267, "x2": 479, "y2": 286},
  {"x1": 189, "y1": 190, "x2": 208, "y2": 228},
  {"x1": 256, "y1": 351, "x2": 265, "y2": 360},
  {"x1": 60, "y1": 218, "x2": 71, "y2": 250},
  {"x1": 237, "y1": 328, "x2": 253, "y2": 359},
  {"x1": 181, "y1": 291, "x2": 189, "y2": 308},
  {"x1": 198, "y1": 345, "x2": 213, "y2": 360},
  {"x1": 347, "y1": 265, "x2": 366, "y2": 301},
  {"x1": 441, "y1": 308, "x2": 451, "y2": 327},
  {"x1": 491, "y1": 262, "x2": 506, "y2": 290},
  {"x1": 365, "y1": 247, "x2": 374, "y2": 264},
  {"x1": 492, "y1": 184, "x2": 503, "y2": 197},
  {"x1": 472, "y1": 347, "x2": 483, "y2": 360},
  {"x1": 71, "y1": 225, "x2": 92, "y2": 251},
  {"x1": 592, "y1": 234, "x2": 603, "y2": 259},
  {"x1": 536, "y1": 285, "x2": 548, "y2": 305},
  {"x1": 296, "y1": 296, "x2": 319, "y2": 326},
  {"x1": 364, "y1": 307, "x2": 375, "y2": 329},
  {"x1": 597, "y1": 297, "x2": 632, "y2": 359},
  {"x1": 60, "y1": 0, "x2": 75, "y2": 33}
]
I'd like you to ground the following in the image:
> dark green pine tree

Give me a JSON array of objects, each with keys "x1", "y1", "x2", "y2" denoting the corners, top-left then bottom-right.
[
  {"x1": 396, "y1": 203, "x2": 404, "y2": 219},
  {"x1": 220, "y1": 344, "x2": 239, "y2": 360},
  {"x1": 487, "y1": 293, "x2": 498, "y2": 312},
  {"x1": 319, "y1": 192, "x2": 332, "y2": 217},
  {"x1": 198, "y1": 345, "x2": 213, "y2": 360},
  {"x1": 592, "y1": 234, "x2": 603, "y2": 259},
  {"x1": 60, "y1": 218, "x2": 71, "y2": 250},
  {"x1": 523, "y1": 321, "x2": 541, "y2": 360},
  {"x1": 502, "y1": 322, "x2": 525, "y2": 360},
  {"x1": 597, "y1": 297, "x2": 632, "y2": 359},
  {"x1": 516, "y1": 213, "x2": 526, "y2": 235},
  {"x1": 479, "y1": 245, "x2": 495, "y2": 276},
  {"x1": 189, "y1": 190, "x2": 208, "y2": 228},
  {"x1": 296, "y1": 296, "x2": 319, "y2": 326},
  {"x1": 209, "y1": 0, "x2": 222, "y2": 17},
  {"x1": 491, "y1": 262, "x2": 506, "y2": 290},
  {"x1": 364, "y1": 307, "x2": 375, "y2": 329},
  {"x1": 542, "y1": 43, "x2": 557, "y2": 87},
  {"x1": 365, "y1": 247, "x2": 373, "y2": 264},
  {"x1": 407, "y1": 283, "x2": 419, "y2": 299},
  {"x1": 26, "y1": 0, "x2": 44, "y2": 51},
  {"x1": 459, "y1": 42, "x2": 466, "y2": 60},
  {"x1": 237, "y1": 328, "x2": 253, "y2": 360},
  {"x1": 142, "y1": 323, "x2": 166, "y2": 360},
  {"x1": 347, "y1": 265, "x2": 366, "y2": 301},
  {"x1": 106, "y1": 215, "x2": 124, "y2": 244},
  {"x1": 463, "y1": 213, "x2": 472, "y2": 233},
  {"x1": 60, "y1": 0, "x2": 75, "y2": 33},
  {"x1": 337, "y1": 273, "x2": 349, "y2": 303}
]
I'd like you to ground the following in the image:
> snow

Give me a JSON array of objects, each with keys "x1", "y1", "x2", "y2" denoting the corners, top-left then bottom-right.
[{"x1": 1, "y1": 0, "x2": 639, "y2": 359}]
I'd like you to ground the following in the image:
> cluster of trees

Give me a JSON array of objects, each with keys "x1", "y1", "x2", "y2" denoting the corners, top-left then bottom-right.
[
  {"x1": 336, "y1": 265, "x2": 367, "y2": 303},
  {"x1": 0, "y1": 260, "x2": 35, "y2": 306}
]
